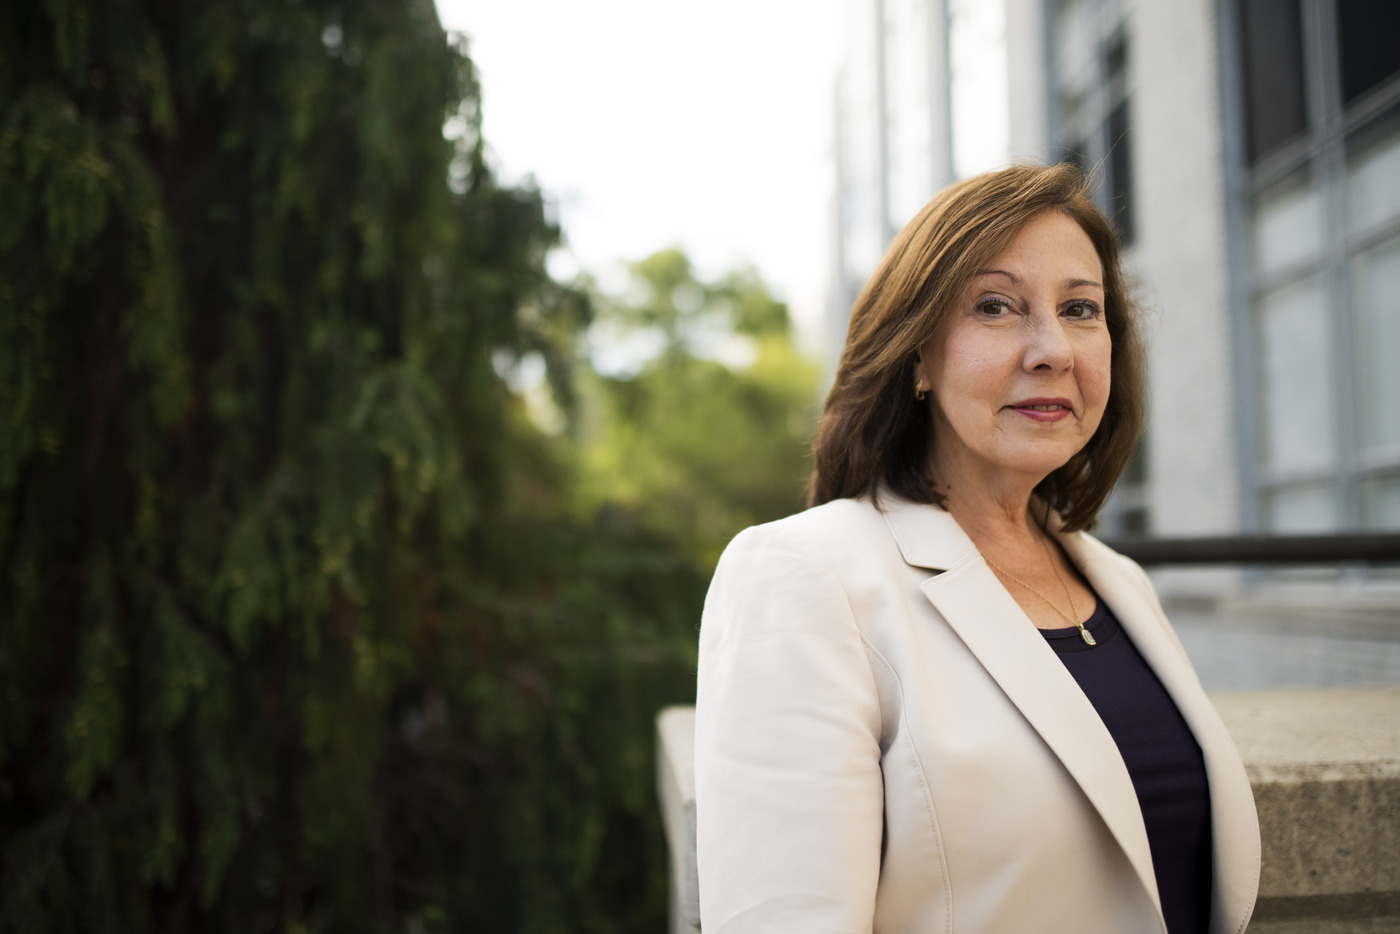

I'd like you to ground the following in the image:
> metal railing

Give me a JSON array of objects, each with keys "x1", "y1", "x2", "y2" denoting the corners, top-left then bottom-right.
[{"x1": 1099, "y1": 533, "x2": 1400, "y2": 567}]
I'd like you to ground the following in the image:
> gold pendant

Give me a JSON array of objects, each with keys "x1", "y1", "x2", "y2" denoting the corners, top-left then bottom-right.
[{"x1": 1079, "y1": 627, "x2": 1097, "y2": 647}]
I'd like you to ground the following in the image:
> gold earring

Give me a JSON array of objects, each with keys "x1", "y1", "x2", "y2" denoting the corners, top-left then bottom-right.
[{"x1": 915, "y1": 379, "x2": 927, "y2": 401}]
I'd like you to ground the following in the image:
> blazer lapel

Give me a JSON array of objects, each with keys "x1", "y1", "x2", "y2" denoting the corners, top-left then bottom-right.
[
  {"x1": 880, "y1": 499, "x2": 1165, "y2": 921},
  {"x1": 1062, "y1": 531, "x2": 1262, "y2": 934}
]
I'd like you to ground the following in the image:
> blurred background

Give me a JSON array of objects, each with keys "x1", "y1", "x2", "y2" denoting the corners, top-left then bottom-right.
[{"x1": 1, "y1": 0, "x2": 1396, "y2": 930}]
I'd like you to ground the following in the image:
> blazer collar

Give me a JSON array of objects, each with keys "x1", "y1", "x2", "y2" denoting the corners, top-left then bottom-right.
[
  {"x1": 876, "y1": 493, "x2": 978, "y2": 571},
  {"x1": 879, "y1": 495, "x2": 1258, "y2": 934}
]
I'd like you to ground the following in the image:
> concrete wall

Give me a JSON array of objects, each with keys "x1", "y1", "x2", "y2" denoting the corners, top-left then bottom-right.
[
  {"x1": 1002, "y1": 0, "x2": 1046, "y2": 163},
  {"x1": 1129, "y1": 0, "x2": 1243, "y2": 540},
  {"x1": 658, "y1": 688, "x2": 1400, "y2": 933}
]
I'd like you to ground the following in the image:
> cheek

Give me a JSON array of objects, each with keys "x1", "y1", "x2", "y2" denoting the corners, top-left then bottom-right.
[
  {"x1": 932, "y1": 335, "x2": 1007, "y2": 395},
  {"x1": 1082, "y1": 337, "x2": 1114, "y2": 407}
]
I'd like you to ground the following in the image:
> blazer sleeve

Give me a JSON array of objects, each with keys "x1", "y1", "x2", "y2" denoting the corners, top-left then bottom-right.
[{"x1": 695, "y1": 524, "x2": 885, "y2": 934}]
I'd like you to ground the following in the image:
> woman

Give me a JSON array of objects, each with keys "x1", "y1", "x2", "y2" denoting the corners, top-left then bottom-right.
[{"x1": 694, "y1": 164, "x2": 1260, "y2": 934}]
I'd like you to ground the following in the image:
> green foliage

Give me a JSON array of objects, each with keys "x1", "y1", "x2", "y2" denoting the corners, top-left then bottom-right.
[
  {"x1": 0, "y1": 2, "x2": 705, "y2": 932},
  {"x1": 577, "y1": 250, "x2": 819, "y2": 567}
]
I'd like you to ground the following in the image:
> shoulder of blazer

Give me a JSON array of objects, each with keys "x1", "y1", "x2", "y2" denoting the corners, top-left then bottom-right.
[
  {"x1": 718, "y1": 497, "x2": 894, "y2": 564},
  {"x1": 719, "y1": 496, "x2": 976, "y2": 590}
]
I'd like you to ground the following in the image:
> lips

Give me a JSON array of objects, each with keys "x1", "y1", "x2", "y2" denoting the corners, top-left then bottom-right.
[
  {"x1": 1005, "y1": 397, "x2": 1074, "y2": 421},
  {"x1": 1007, "y1": 397, "x2": 1073, "y2": 411}
]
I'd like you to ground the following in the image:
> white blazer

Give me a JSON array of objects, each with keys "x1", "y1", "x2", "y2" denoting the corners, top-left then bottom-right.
[{"x1": 695, "y1": 495, "x2": 1260, "y2": 934}]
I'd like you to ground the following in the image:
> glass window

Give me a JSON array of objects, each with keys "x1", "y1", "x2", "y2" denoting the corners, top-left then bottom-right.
[
  {"x1": 1362, "y1": 475, "x2": 1400, "y2": 530},
  {"x1": 1054, "y1": 0, "x2": 1094, "y2": 91},
  {"x1": 1336, "y1": 0, "x2": 1400, "y2": 105},
  {"x1": 1105, "y1": 34, "x2": 1127, "y2": 93},
  {"x1": 1240, "y1": 0, "x2": 1307, "y2": 163},
  {"x1": 1264, "y1": 482, "x2": 1336, "y2": 532},
  {"x1": 1059, "y1": 88, "x2": 1086, "y2": 130},
  {"x1": 1252, "y1": 179, "x2": 1323, "y2": 275},
  {"x1": 1234, "y1": 0, "x2": 1400, "y2": 534},
  {"x1": 1351, "y1": 235, "x2": 1400, "y2": 454},
  {"x1": 1050, "y1": 3, "x2": 1135, "y2": 245},
  {"x1": 1346, "y1": 128, "x2": 1400, "y2": 234},
  {"x1": 1256, "y1": 274, "x2": 1334, "y2": 474}
]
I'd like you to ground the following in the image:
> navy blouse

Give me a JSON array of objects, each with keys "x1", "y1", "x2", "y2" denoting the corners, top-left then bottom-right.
[{"x1": 1040, "y1": 599, "x2": 1213, "y2": 934}]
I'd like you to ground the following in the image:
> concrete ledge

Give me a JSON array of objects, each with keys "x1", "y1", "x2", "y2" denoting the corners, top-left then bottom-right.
[
  {"x1": 1212, "y1": 689, "x2": 1400, "y2": 932},
  {"x1": 657, "y1": 706, "x2": 700, "y2": 934},
  {"x1": 658, "y1": 688, "x2": 1400, "y2": 934}
]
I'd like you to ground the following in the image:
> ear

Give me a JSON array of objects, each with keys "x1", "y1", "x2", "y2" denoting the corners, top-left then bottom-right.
[
  {"x1": 911, "y1": 343, "x2": 934, "y2": 388},
  {"x1": 911, "y1": 353, "x2": 930, "y2": 401}
]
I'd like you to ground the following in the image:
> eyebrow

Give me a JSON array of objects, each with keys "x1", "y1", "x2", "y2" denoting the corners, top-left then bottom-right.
[{"x1": 977, "y1": 268, "x2": 1103, "y2": 290}]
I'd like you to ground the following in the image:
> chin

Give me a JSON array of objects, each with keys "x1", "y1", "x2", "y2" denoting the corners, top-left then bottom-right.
[{"x1": 994, "y1": 445, "x2": 1083, "y2": 482}]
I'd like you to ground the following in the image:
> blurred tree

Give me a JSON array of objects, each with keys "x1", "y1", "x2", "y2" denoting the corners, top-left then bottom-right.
[
  {"x1": 577, "y1": 249, "x2": 819, "y2": 568},
  {"x1": 0, "y1": 1, "x2": 703, "y2": 932}
]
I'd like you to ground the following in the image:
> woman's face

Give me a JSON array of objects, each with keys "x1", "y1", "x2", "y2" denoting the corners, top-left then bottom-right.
[{"x1": 914, "y1": 211, "x2": 1112, "y2": 498}]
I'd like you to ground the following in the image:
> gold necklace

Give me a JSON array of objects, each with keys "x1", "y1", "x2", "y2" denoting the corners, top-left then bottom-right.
[{"x1": 984, "y1": 536, "x2": 1097, "y2": 647}]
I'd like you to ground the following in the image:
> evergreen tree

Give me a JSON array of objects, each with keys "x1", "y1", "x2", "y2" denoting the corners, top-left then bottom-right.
[{"x1": 1, "y1": 1, "x2": 703, "y2": 931}]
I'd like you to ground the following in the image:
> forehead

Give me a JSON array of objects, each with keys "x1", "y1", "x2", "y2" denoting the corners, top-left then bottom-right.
[{"x1": 977, "y1": 212, "x2": 1104, "y2": 286}]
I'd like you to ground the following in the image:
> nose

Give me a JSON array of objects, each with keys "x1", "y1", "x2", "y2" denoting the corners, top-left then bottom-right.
[{"x1": 1023, "y1": 310, "x2": 1074, "y2": 372}]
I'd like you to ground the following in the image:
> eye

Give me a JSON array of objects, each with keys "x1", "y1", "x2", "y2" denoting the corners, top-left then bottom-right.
[
  {"x1": 975, "y1": 297, "x2": 1013, "y2": 317},
  {"x1": 1063, "y1": 300, "x2": 1102, "y2": 320}
]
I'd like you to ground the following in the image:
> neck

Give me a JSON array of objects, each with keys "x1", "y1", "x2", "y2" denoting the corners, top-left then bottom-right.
[
  {"x1": 927, "y1": 435, "x2": 1051, "y2": 544},
  {"x1": 937, "y1": 478, "x2": 1050, "y2": 549}
]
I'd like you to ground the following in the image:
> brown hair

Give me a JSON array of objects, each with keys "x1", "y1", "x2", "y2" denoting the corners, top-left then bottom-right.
[{"x1": 808, "y1": 162, "x2": 1145, "y2": 532}]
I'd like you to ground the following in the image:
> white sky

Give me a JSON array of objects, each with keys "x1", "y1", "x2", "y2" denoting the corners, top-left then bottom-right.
[
  {"x1": 433, "y1": 1, "x2": 1009, "y2": 356},
  {"x1": 435, "y1": 0, "x2": 846, "y2": 350}
]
